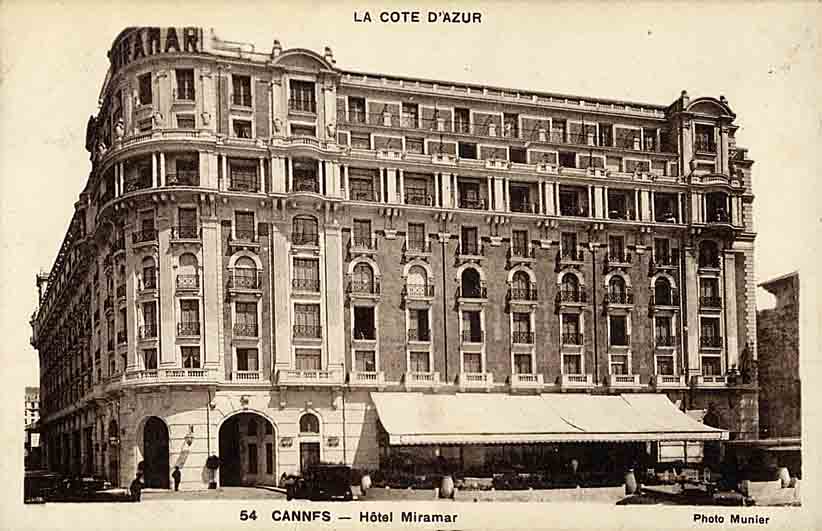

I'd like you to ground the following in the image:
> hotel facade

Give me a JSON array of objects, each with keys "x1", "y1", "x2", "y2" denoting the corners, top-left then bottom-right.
[{"x1": 30, "y1": 27, "x2": 757, "y2": 490}]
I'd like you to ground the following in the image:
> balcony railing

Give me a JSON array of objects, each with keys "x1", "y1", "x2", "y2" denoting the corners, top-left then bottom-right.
[
  {"x1": 700, "y1": 335, "x2": 723, "y2": 348},
  {"x1": 458, "y1": 197, "x2": 487, "y2": 210},
  {"x1": 559, "y1": 248, "x2": 585, "y2": 262},
  {"x1": 349, "y1": 279, "x2": 380, "y2": 295},
  {"x1": 172, "y1": 225, "x2": 200, "y2": 240},
  {"x1": 292, "y1": 278, "x2": 320, "y2": 292},
  {"x1": 228, "y1": 271, "x2": 262, "y2": 290},
  {"x1": 560, "y1": 374, "x2": 594, "y2": 388},
  {"x1": 699, "y1": 255, "x2": 721, "y2": 269},
  {"x1": 177, "y1": 321, "x2": 201, "y2": 336},
  {"x1": 350, "y1": 188, "x2": 377, "y2": 202},
  {"x1": 559, "y1": 204, "x2": 589, "y2": 217},
  {"x1": 166, "y1": 170, "x2": 199, "y2": 186},
  {"x1": 232, "y1": 370, "x2": 261, "y2": 381},
  {"x1": 699, "y1": 296, "x2": 722, "y2": 308},
  {"x1": 293, "y1": 325, "x2": 322, "y2": 338},
  {"x1": 458, "y1": 284, "x2": 487, "y2": 299},
  {"x1": 407, "y1": 328, "x2": 431, "y2": 342},
  {"x1": 510, "y1": 373, "x2": 544, "y2": 388},
  {"x1": 653, "y1": 375, "x2": 687, "y2": 388},
  {"x1": 509, "y1": 245, "x2": 535, "y2": 259},
  {"x1": 562, "y1": 332, "x2": 583, "y2": 345},
  {"x1": 404, "y1": 189, "x2": 433, "y2": 206},
  {"x1": 404, "y1": 371, "x2": 440, "y2": 388},
  {"x1": 293, "y1": 177, "x2": 320, "y2": 193},
  {"x1": 132, "y1": 229, "x2": 157, "y2": 244},
  {"x1": 606, "y1": 250, "x2": 632, "y2": 264},
  {"x1": 695, "y1": 137, "x2": 716, "y2": 153},
  {"x1": 608, "y1": 374, "x2": 642, "y2": 388},
  {"x1": 405, "y1": 283, "x2": 435, "y2": 298},
  {"x1": 512, "y1": 331, "x2": 534, "y2": 344},
  {"x1": 139, "y1": 324, "x2": 157, "y2": 339},
  {"x1": 459, "y1": 242, "x2": 484, "y2": 256},
  {"x1": 292, "y1": 232, "x2": 319, "y2": 246},
  {"x1": 288, "y1": 99, "x2": 317, "y2": 113},
  {"x1": 232, "y1": 229, "x2": 256, "y2": 242},
  {"x1": 605, "y1": 289, "x2": 634, "y2": 305},
  {"x1": 351, "y1": 235, "x2": 378, "y2": 250},
  {"x1": 656, "y1": 335, "x2": 677, "y2": 347},
  {"x1": 651, "y1": 291, "x2": 680, "y2": 307},
  {"x1": 229, "y1": 173, "x2": 258, "y2": 192},
  {"x1": 124, "y1": 178, "x2": 151, "y2": 193},
  {"x1": 458, "y1": 372, "x2": 494, "y2": 389},
  {"x1": 509, "y1": 286, "x2": 538, "y2": 301},
  {"x1": 557, "y1": 290, "x2": 587, "y2": 303},
  {"x1": 278, "y1": 368, "x2": 344, "y2": 386},
  {"x1": 510, "y1": 201, "x2": 537, "y2": 214},
  {"x1": 233, "y1": 323, "x2": 258, "y2": 337},
  {"x1": 404, "y1": 239, "x2": 431, "y2": 254},
  {"x1": 706, "y1": 209, "x2": 731, "y2": 224},
  {"x1": 461, "y1": 330, "x2": 484, "y2": 343},
  {"x1": 651, "y1": 252, "x2": 680, "y2": 268},
  {"x1": 610, "y1": 335, "x2": 631, "y2": 347},
  {"x1": 176, "y1": 274, "x2": 200, "y2": 290},
  {"x1": 348, "y1": 370, "x2": 386, "y2": 387}
]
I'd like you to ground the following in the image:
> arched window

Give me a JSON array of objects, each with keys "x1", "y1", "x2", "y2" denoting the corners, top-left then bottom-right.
[
  {"x1": 608, "y1": 276, "x2": 627, "y2": 303},
  {"x1": 351, "y1": 262, "x2": 375, "y2": 293},
  {"x1": 141, "y1": 257, "x2": 156, "y2": 289},
  {"x1": 299, "y1": 413, "x2": 319, "y2": 434},
  {"x1": 699, "y1": 240, "x2": 719, "y2": 268},
  {"x1": 460, "y1": 268, "x2": 483, "y2": 298},
  {"x1": 233, "y1": 256, "x2": 258, "y2": 289},
  {"x1": 511, "y1": 271, "x2": 531, "y2": 299},
  {"x1": 561, "y1": 274, "x2": 580, "y2": 301},
  {"x1": 292, "y1": 216, "x2": 318, "y2": 246},
  {"x1": 654, "y1": 277, "x2": 672, "y2": 306}
]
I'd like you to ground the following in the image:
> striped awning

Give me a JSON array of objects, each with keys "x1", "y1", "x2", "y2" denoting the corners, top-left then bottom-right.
[{"x1": 370, "y1": 392, "x2": 728, "y2": 445}]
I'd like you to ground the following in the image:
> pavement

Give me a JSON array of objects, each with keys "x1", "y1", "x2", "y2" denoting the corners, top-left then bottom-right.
[{"x1": 142, "y1": 486, "x2": 285, "y2": 501}]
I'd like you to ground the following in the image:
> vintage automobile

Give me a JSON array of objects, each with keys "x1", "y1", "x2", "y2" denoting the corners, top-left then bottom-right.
[{"x1": 285, "y1": 464, "x2": 354, "y2": 501}]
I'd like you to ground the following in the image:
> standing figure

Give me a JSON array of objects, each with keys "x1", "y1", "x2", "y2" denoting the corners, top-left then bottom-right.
[
  {"x1": 172, "y1": 466, "x2": 182, "y2": 491},
  {"x1": 130, "y1": 472, "x2": 144, "y2": 502}
]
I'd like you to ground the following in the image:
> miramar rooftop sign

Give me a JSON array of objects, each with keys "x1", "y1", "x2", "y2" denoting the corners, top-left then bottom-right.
[{"x1": 108, "y1": 27, "x2": 204, "y2": 73}]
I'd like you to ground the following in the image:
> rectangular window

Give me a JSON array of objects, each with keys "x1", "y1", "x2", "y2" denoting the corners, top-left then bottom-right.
[
  {"x1": 350, "y1": 132, "x2": 371, "y2": 149},
  {"x1": 598, "y1": 124, "x2": 612, "y2": 146},
  {"x1": 561, "y1": 314, "x2": 581, "y2": 344},
  {"x1": 176, "y1": 114, "x2": 195, "y2": 129},
  {"x1": 402, "y1": 103, "x2": 419, "y2": 128},
  {"x1": 138, "y1": 73, "x2": 152, "y2": 105},
  {"x1": 229, "y1": 161, "x2": 258, "y2": 191},
  {"x1": 702, "y1": 356, "x2": 722, "y2": 376},
  {"x1": 454, "y1": 108, "x2": 470, "y2": 133},
  {"x1": 233, "y1": 119, "x2": 252, "y2": 139},
  {"x1": 235, "y1": 302, "x2": 258, "y2": 336},
  {"x1": 514, "y1": 354, "x2": 532, "y2": 374},
  {"x1": 232, "y1": 75, "x2": 252, "y2": 107},
  {"x1": 462, "y1": 311, "x2": 482, "y2": 342},
  {"x1": 700, "y1": 318, "x2": 721, "y2": 348},
  {"x1": 655, "y1": 316, "x2": 673, "y2": 345},
  {"x1": 235, "y1": 211, "x2": 255, "y2": 240},
  {"x1": 247, "y1": 443, "x2": 258, "y2": 474},
  {"x1": 409, "y1": 352, "x2": 430, "y2": 373},
  {"x1": 563, "y1": 354, "x2": 581, "y2": 375},
  {"x1": 406, "y1": 137, "x2": 424, "y2": 154},
  {"x1": 353, "y1": 219, "x2": 372, "y2": 247},
  {"x1": 176, "y1": 208, "x2": 198, "y2": 238},
  {"x1": 503, "y1": 113, "x2": 519, "y2": 138},
  {"x1": 176, "y1": 69, "x2": 195, "y2": 100},
  {"x1": 409, "y1": 309, "x2": 430, "y2": 341},
  {"x1": 182, "y1": 346, "x2": 201, "y2": 369},
  {"x1": 608, "y1": 235, "x2": 625, "y2": 261},
  {"x1": 348, "y1": 97, "x2": 366, "y2": 123},
  {"x1": 558, "y1": 152, "x2": 576, "y2": 168},
  {"x1": 293, "y1": 258, "x2": 320, "y2": 291},
  {"x1": 142, "y1": 301, "x2": 157, "y2": 336},
  {"x1": 291, "y1": 124, "x2": 316, "y2": 137},
  {"x1": 461, "y1": 226, "x2": 479, "y2": 254},
  {"x1": 349, "y1": 169, "x2": 376, "y2": 201},
  {"x1": 353, "y1": 306, "x2": 375, "y2": 340},
  {"x1": 143, "y1": 349, "x2": 157, "y2": 370},
  {"x1": 266, "y1": 443, "x2": 274, "y2": 474},
  {"x1": 236, "y1": 348, "x2": 259, "y2": 372},
  {"x1": 289, "y1": 80, "x2": 316, "y2": 112},
  {"x1": 561, "y1": 232, "x2": 578, "y2": 257},
  {"x1": 610, "y1": 354, "x2": 629, "y2": 375},
  {"x1": 657, "y1": 355, "x2": 675, "y2": 376},
  {"x1": 609, "y1": 316, "x2": 628, "y2": 346},
  {"x1": 404, "y1": 175, "x2": 429, "y2": 205},
  {"x1": 463, "y1": 353, "x2": 482, "y2": 373},
  {"x1": 458, "y1": 142, "x2": 477, "y2": 159},
  {"x1": 294, "y1": 304, "x2": 321, "y2": 337},
  {"x1": 407, "y1": 223, "x2": 426, "y2": 251},
  {"x1": 355, "y1": 351, "x2": 376, "y2": 372},
  {"x1": 551, "y1": 120, "x2": 566, "y2": 142},
  {"x1": 295, "y1": 349, "x2": 321, "y2": 370},
  {"x1": 180, "y1": 299, "x2": 199, "y2": 324},
  {"x1": 512, "y1": 230, "x2": 529, "y2": 256},
  {"x1": 655, "y1": 238, "x2": 670, "y2": 262},
  {"x1": 292, "y1": 216, "x2": 318, "y2": 245},
  {"x1": 510, "y1": 147, "x2": 527, "y2": 164}
]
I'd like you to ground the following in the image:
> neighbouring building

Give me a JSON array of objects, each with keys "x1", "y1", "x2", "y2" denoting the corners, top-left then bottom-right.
[
  {"x1": 30, "y1": 27, "x2": 758, "y2": 490},
  {"x1": 25, "y1": 386, "x2": 40, "y2": 428}
]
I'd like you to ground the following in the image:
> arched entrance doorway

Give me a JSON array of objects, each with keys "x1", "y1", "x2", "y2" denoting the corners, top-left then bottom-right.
[
  {"x1": 218, "y1": 413, "x2": 276, "y2": 487},
  {"x1": 143, "y1": 417, "x2": 170, "y2": 489}
]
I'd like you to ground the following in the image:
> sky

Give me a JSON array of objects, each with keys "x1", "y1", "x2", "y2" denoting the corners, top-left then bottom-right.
[{"x1": 0, "y1": 0, "x2": 819, "y2": 390}]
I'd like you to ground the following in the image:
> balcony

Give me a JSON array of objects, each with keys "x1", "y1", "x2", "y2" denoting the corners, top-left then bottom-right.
[
  {"x1": 512, "y1": 331, "x2": 534, "y2": 345},
  {"x1": 132, "y1": 229, "x2": 157, "y2": 245},
  {"x1": 407, "y1": 328, "x2": 431, "y2": 343},
  {"x1": 293, "y1": 177, "x2": 320, "y2": 194},
  {"x1": 124, "y1": 177, "x2": 152, "y2": 193},
  {"x1": 694, "y1": 137, "x2": 716, "y2": 154},
  {"x1": 348, "y1": 370, "x2": 386, "y2": 388},
  {"x1": 510, "y1": 373, "x2": 544, "y2": 390},
  {"x1": 561, "y1": 332, "x2": 583, "y2": 346},
  {"x1": 403, "y1": 371, "x2": 441, "y2": 389},
  {"x1": 559, "y1": 373, "x2": 594, "y2": 389},
  {"x1": 228, "y1": 271, "x2": 262, "y2": 290},
  {"x1": 138, "y1": 324, "x2": 158, "y2": 340},
  {"x1": 166, "y1": 171, "x2": 199, "y2": 187},
  {"x1": 403, "y1": 239, "x2": 432, "y2": 258},
  {"x1": 293, "y1": 325, "x2": 322, "y2": 339},
  {"x1": 231, "y1": 370, "x2": 262, "y2": 382},
  {"x1": 171, "y1": 225, "x2": 200, "y2": 240},
  {"x1": 458, "y1": 242, "x2": 484, "y2": 258},
  {"x1": 458, "y1": 197, "x2": 487, "y2": 210},
  {"x1": 692, "y1": 375, "x2": 727, "y2": 387},
  {"x1": 404, "y1": 189, "x2": 433, "y2": 206},
  {"x1": 178, "y1": 321, "x2": 201, "y2": 336},
  {"x1": 655, "y1": 335, "x2": 677, "y2": 348},
  {"x1": 652, "y1": 375, "x2": 687, "y2": 389},
  {"x1": 606, "y1": 250, "x2": 632, "y2": 265},
  {"x1": 509, "y1": 286, "x2": 538, "y2": 302},
  {"x1": 350, "y1": 187, "x2": 377, "y2": 202},
  {"x1": 508, "y1": 245, "x2": 535, "y2": 261},
  {"x1": 605, "y1": 289, "x2": 634, "y2": 305},
  {"x1": 292, "y1": 278, "x2": 320, "y2": 292},
  {"x1": 277, "y1": 369, "x2": 345, "y2": 386},
  {"x1": 461, "y1": 330, "x2": 484, "y2": 343},
  {"x1": 700, "y1": 336, "x2": 723, "y2": 349},
  {"x1": 651, "y1": 253, "x2": 680, "y2": 270},
  {"x1": 559, "y1": 204, "x2": 589, "y2": 217},
  {"x1": 349, "y1": 279, "x2": 381, "y2": 296},
  {"x1": 607, "y1": 374, "x2": 642, "y2": 389},
  {"x1": 288, "y1": 99, "x2": 317, "y2": 114},
  {"x1": 229, "y1": 173, "x2": 258, "y2": 193},
  {"x1": 557, "y1": 290, "x2": 587, "y2": 305},
  {"x1": 558, "y1": 248, "x2": 586, "y2": 264},
  {"x1": 651, "y1": 291, "x2": 680, "y2": 307},
  {"x1": 510, "y1": 201, "x2": 537, "y2": 214},
  {"x1": 350, "y1": 236, "x2": 378, "y2": 254},
  {"x1": 233, "y1": 323, "x2": 258, "y2": 338},
  {"x1": 292, "y1": 232, "x2": 319, "y2": 247},
  {"x1": 176, "y1": 274, "x2": 200, "y2": 291},
  {"x1": 457, "y1": 284, "x2": 487, "y2": 300},
  {"x1": 404, "y1": 282, "x2": 435, "y2": 300},
  {"x1": 699, "y1": 296, "x2": 722, "y2": 309},
  {"x1": 231, "y1": 229, "x2": 257, "y2": 244},
  {"x1": 457, "y1": 372, "x2": 494, "y2": 391}
]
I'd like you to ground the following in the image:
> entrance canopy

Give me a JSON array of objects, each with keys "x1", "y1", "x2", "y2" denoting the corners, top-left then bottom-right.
[{"x1": 370, "y1": 393, "x2": 727, "y2": 445}]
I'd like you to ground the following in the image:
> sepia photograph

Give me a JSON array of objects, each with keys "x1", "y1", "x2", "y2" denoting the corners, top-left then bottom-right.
[{"x1": 1, "y1": 1, "x2": 819, "y2": 530}]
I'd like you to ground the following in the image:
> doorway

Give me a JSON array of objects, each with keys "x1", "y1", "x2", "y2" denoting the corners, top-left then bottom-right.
[
  {"x1": 218, "y1": 413, "x2": 276, "y2": 486},
  {"x1": 143, "y1": 417, "x2": 170, "y2": 489}
]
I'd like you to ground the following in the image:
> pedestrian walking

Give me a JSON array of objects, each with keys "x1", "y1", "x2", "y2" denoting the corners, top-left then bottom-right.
[
  {"x1": 130, "y1": 472, "x2": 144, "y2": 502},
  {"x1": 172, "y1": 466, "x2": 182, "y2": 491}
]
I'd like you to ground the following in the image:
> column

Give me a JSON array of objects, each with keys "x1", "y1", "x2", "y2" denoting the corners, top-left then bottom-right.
[
  {"x1": 157, "y1": 212, "x2": 175, "y2": 366},
  {"x1": 554, "y1": 182, "x2": 559, "y2": 215},
  {"x1": 634, "y1": 189, "x2": 640, "y2": 221},
  {"x1": 603, "y1": 186, "x2": 609, "y2": 218},
  {"x1": 271, "y1": 222, "x2": 292, "y2": 372},
  {"x1": 324, "y1": 224, "x2": 346, "y2": 372},
  {"x1": 442, "y1": 172, "x2": 453, "y2": 208},
  {"x1": 494, "y1": 177, "x2": 505, "y2": 212},
  {"x1": 723, "y1": 251, "x2": 739, "y2": 371},
  {"x1": 378, "y1": 167, "x2": 385, "y2": 202},
  {"x1": 537, "y1": 179, "x2": 544, "y2": 214},
  {"x1": 119, "y1": 163, "x2": 125, "y2": 196},
  {"x1": 486, "y1": 176, "x2": 492, "y2": 209},
  {"x1": 434, "y1": 173, "x2": 440, "y2": 207},
  {"x1": 386, "y1": 168, "x2": 397, "y2": 204},
  {"x1": 114, "y1": 164, "x2": 120, "y2": 197},
  {"x1": 201, "y1": 211, "x2": 221, "y2": 369},
  {"x1": 649, "y1": 190, "x2": 655, "y2": 222},
  {"x1": 720, "y1": 126, "x2": 730, "y2": 175},
  {"x1": 684, "y1": 249, "x2": 700, "y2": 379},
  {"x1": 545, "y1": 181, "x2": 555, "y2": 216},
  {"x1": 221, "y1": 156, "x2": 228, "y2": 191},
  {"x1": 681, "y1": 120, "x2": 693, "y2": 176},
  {"x1": 286, "y1": 158, "x2": 293, "y2": 192},
  {"x1": 159, "y1": 153, "x2": 166, "y2": 187},
  {"x1": 343, "y1": 165, "x2": 349, "y2": 200},
  {"x1": 587, "y1": 185, "x2": 593, "y2": 218},
  {"x1": 398, "y1": 169, "x2": 405, "y2": 204},
  {"x1": 677, "y1": 192, "x2": 684, "y2": 224},
  {"x1": 504, "y1": 177, "x2": 511, "y2": 212},
  {"x1": 690, "y1": 192, "x2": 700, "y2": 224},
  {"x1": 151, "y1": 153, "x2": 158, "y2": 188}
]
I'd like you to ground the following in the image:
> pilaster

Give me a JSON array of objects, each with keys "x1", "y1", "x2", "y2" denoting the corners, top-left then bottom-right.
[
  {"x1": 684, "y1": 248, "x2": 700, "y2": 378},
  {"x1": 201, "y1": 210, "x2": 221, "y2": 369},
  {"x1": 323, "y1": 223, "x2": 345, "y2": 371},
  {"x1": 723, "y1": 250, "x2": 739, "y2": 370},
  {"x1": 271, "y1": 222, "x2": 292, "y2": 372}
]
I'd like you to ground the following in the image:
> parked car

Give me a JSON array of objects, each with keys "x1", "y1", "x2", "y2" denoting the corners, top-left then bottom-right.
[
  {"x1": 286, "y1": 464, "x2": 353, "y2": 501},
  {"x1": 42, "y1": 476, "x2": 133, "y2": 503}
]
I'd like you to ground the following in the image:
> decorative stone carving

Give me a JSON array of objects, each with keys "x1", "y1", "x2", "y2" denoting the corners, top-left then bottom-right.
[
  {"x1": 326, "y1": 122, "x2": 336, "y2": 137},
  {"x1": 201, "y1": 111, "x2": 211, "y2": 125},
  {"x1": 152, "y1": 111, "x2": 164, "y2": 128},
  {"x1": 114, "y1": 119, "x2": 124, "y2": 140},
  {"x1": 273, "y1": 118, "x2": 283, "y2": 133}
]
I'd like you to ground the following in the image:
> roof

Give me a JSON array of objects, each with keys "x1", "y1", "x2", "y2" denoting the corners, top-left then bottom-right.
[
  {"x1": 371, "y1": 392, "x2": 727, "y2": 445},
  {"x1": 758, "y1": 270, "x2": 799, "y2": 289}
]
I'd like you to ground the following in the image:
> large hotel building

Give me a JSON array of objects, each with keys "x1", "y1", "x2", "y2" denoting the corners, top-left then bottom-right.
[{"x1": 30, "y1": 27, "x2": 757, "y2": 490}]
